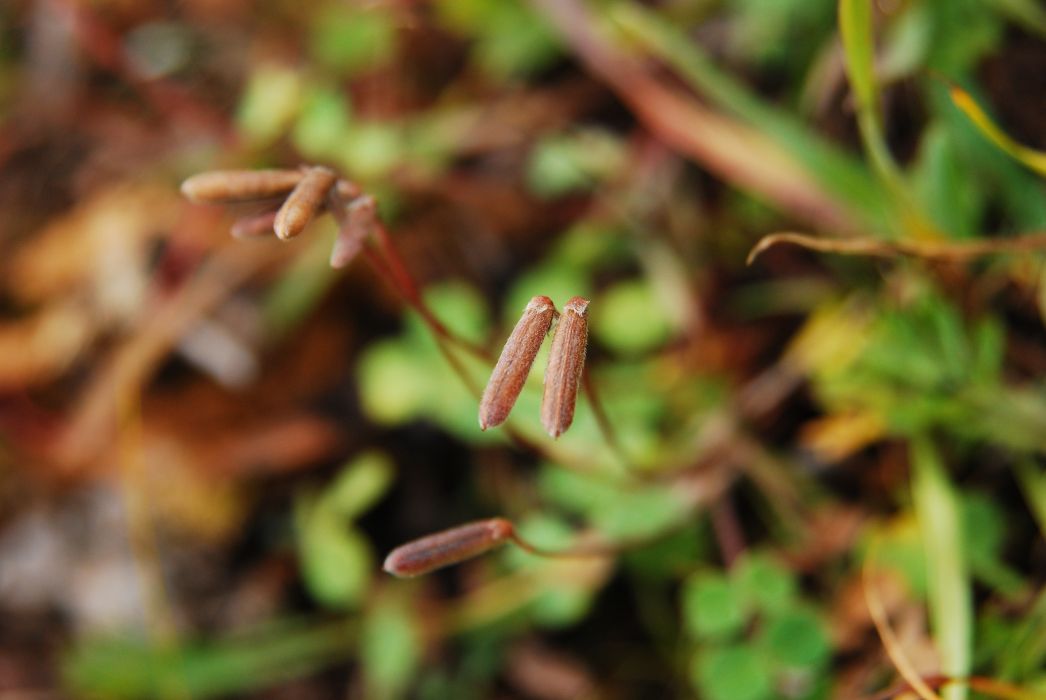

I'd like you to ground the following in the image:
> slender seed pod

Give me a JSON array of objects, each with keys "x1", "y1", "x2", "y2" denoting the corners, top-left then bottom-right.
[
  {"x1": 181, "y1": 169, "x2": 304, "y2": 203},
  {"x1": 541, "y1": 296, "x2": 589, "y2": 438},
  {"x1": 479, "y1": 296, "x2": 556, "y2": 430},
  {"x1": 383, "y1": 518, "x2": 516, "y2": 578},
  {"x1": 329, "y1": 194, "x2": 377, "y2": 269},
  {"x1": 273, "y1": 166, "x2": 337, "y2": 240}
]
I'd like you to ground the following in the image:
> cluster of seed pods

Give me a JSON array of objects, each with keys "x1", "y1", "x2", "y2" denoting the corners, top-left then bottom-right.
[
  {"x1": 181, "y1": 166, "x2": 373, "y2": 268},
  {"x1": 182, "y1": 165, "x2": 594, "y2": 579}
]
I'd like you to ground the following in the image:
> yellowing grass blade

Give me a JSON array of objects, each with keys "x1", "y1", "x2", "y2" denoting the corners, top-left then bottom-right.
[{"x1": 950, "y1": 85, "x2": 1046, "y2": 177}]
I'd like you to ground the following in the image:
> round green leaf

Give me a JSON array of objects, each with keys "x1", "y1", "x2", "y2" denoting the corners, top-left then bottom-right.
[
  {"x1": 323, "y1": 451, "x2": 395, "y2": 519},
  {"x1": 734, "y1": 552, "x2": 798, "y2": 615},
  {"x1": 682, "y1": 571, "x2": 748, "y2": 641},
  {"x1": 357, "y1": 340, "x2": 435, "y2": 425},
  {"x1": 298, "y1": 513, "x2": 372, "y2": 609},
  {"x1": 592, "y1": 279, "x2": 675, "y2": 356},
  {"x1": 310, "y1": 7, "x2": 396, "y2": 75},
  {"x1": 761, "y1": 608, "x2": 831, "y2": 670},
  {"x1": 692, "y1": 645, "x2": 773, "y2": 700}
]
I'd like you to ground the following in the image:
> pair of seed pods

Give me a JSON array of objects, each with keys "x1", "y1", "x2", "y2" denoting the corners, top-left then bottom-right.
[{"x1": 479, "y1": 295, "x2": 590, "y2": 439}]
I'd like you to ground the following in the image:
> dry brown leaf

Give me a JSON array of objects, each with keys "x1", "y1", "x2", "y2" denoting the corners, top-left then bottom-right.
[
  {"x1": 0, "y1": 302, "x2": 94, "y2": 389},
  {"x1": 801, "y1": 411, "x2": 886, "y2": 463},
  {"x1": 6, "y1": 184, "x2": 178, "y2": 315}
]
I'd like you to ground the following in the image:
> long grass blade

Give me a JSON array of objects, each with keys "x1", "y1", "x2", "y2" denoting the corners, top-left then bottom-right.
[
  {"x1": 911, "y1": 437, "x2": 971, "y2": 700},
  {"x1": 838, "y1": 0, "x2": 901, "y2": 188},
  {"x1": 1014, "y1": 459, "x2": 1046, "y2": 542},
  {"x1": 609, "y1": 4, "x2": 894, "y2": 233}
]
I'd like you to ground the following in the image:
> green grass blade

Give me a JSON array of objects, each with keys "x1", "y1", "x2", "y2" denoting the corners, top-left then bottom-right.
[
  {"x1": 986, "y1": 0, "x2": 1046, "y2": 39},
  {"x1": 911, "y1": 437, "x2": 972, "y2": 700},
  {"x1": 64, "y1": 618, "x2": 357, "y2": 699},
  {"x1": 1014, "y1": 458, "x2": 1046, "y2": 541},
  {"x1": 838, "y1": 0, "x2": 901, "y2": 187}
]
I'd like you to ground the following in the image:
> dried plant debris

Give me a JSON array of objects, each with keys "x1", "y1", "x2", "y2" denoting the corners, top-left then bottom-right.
[
  {"x1": 383, "y1": 518, "x2": 516, "y2": 578},
  {"x1": 479, "y1": 296, "x2": 557, "y2": 430},
  {"x1": 541, "y1": 296, "x2": 590, "y2": 439}
]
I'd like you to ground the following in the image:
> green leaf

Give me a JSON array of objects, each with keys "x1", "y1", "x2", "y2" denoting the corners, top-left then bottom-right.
[
  {"x1": 691, "y1": 645, "x2": 774, "y2": 700},
  {"x1": 592, "y1": 278, "x2": 676, "y2": 356},
  {"x1": 530, "y1": 586, "x2": 594, "y2": 628},
  {"x1": 422, "y1": 282, "x2": 491, "y2": 347},
  {"x1": 338, "y1": 121, "x2": 404, "y2": 180},
  {"x1": 734, "y1": 552, "x2": 798, "y2": 615},
  {"x1": 537, "y1": 467, "x2": 619, "y2": 517},
  {"x1": 911, "y1": 122, "x2": 983, "y2": 239},
  {"x1": 236, "y1": 63, "x2": 302, "y2": 146},
  {"x1": 760, "y1": 607, "x2": 832, "y2": 670},
  {"x1": 526, "y1": 130, "x2": 625, "y2": 198},
  {"x1": 322, "y1": 451, "x2": 395, "y2": 520},
  {"x1": 911, "y1": 438, "x2": 972, "y2": 700},
  {"x1": 623, "y1": 524, "x2": 707, "y2": 580},
  {"x1": 682, "y1": 570, "x2": 749, "y2": 641},
  {"x1": 362, "y1": 595, "x2": 421, "y2": 699},
  {"x1": 358, "y1": 339, "x2": 438, "y2": 425},
  {"x1": 293, "y1": 87, "x2": 353, "y2": 159},
  {"x1": 310, "y1": 6, "x2": 396, "y2": 75},
  {"x1": 592, "y1": 484, "x2": 689, "y2": 541},
  {"x1": 434, "y1": 0, "x2": 560, "y2": 78},
  {"x1": 296, "y1": 500, "x2": 372, "y2": 608}
]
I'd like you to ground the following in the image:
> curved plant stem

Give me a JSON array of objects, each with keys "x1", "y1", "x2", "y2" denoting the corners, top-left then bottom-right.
[
  {"x1": 747, "y1": 230, "x2": 1046, "y2": 264},
  {"x1": 863, "y1": 537, "x2": 944, "y2": 700},
  {"x1": 326, "y1": 187, "x2": 491, "y2": 363},
  {"x1": 371, "y1": 222, "x2": 491, "y2": 362}
]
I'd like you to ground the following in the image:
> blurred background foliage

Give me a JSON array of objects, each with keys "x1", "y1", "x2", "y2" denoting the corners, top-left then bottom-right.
[{"x1": 0, "y1": 0, "x2": 1045, "y2": 698}]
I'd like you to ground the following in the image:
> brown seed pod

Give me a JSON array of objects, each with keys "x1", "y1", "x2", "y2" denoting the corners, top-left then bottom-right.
[
  {"x1": 273, "y1": 166, "x2": 337, "y2": 241},
  {"x1": 329, "y1": 194, "x2": 377, "y2": 269},
  {"x1": 479, "y1": 296, "x2": 557, "y2": 430},
  {"x1": 383, "y1": 518, "x2": 516, "y2": 578},
  {"x1": 541, "y1": 296, "x2": 589, "y2": 439},
  {"x1": 180, "y1": 169, "x2": 304, "y2": 203}
]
